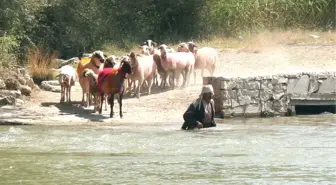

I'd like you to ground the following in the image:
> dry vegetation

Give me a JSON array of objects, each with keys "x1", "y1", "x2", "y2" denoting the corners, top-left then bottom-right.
[{"x1": 27, "y1": 48, "x2": 59, "y2": 83}]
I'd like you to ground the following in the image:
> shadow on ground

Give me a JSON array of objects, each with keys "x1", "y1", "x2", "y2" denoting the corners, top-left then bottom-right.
[{"x1": 41, "y1": 101, "x2": 106, "y2": 122}]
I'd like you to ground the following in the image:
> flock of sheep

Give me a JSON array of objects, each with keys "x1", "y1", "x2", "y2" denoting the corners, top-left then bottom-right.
[{"x1": 57, "y1": 40, "x2": 218, "y2": 118}]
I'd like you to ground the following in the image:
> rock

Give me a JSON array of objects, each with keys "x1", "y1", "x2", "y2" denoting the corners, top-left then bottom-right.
[
  {"x1": 0, "y1": 96, "x2": 15, "y2": 107},
  {"x1": 17, "y1": 76, "x2": 27, "y2": 85},
  {"x1": 15, "y1": 99, "x2": 24, "y2": 106},
  {"x1": 19, "y1": 85, "x2": 32, "y2": 96},
  {"x1": 0, "y1": 90, "x2": 21, "y2": 98},
  {"x1": 26, "y1": 78, "x2": 35, "y2": 89},
  {"x1": 318, "y1": 77, "x2": 336, "y2": 93},
  {"x1": 41, "y1": 81, "x2": 61, "y2": 92},
  {"x1": 261, "y1": 101, "x2": 274, "y2": 116},
  {"x1": 5, "y1": 78, "x2": 20, "y2": 90},
  {"x1": 228, "y1": 90, "x2": 238, "y2": 99},
  {"x1": 0, "y1": 79, "x2": 5, "y2": 89},
  {"x1": 287, "y1": 75, "x2": 309, "y2": 94},
  {"x1": 223, "y1": 108, "x2": 233, "y2": 117}
]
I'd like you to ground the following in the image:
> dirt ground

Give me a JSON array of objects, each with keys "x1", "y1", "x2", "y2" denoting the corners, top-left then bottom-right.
[{"x1": 0, "y1": 43, "x2": 335, "y2": 125}]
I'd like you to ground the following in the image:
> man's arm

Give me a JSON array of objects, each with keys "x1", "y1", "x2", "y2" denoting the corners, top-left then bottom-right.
[
  {"x1": 210, "y1": 100, "x2": 217, "y2": 127},
  {"x1": 183, "y1": 103, "x2": 198, "y2": 127}
]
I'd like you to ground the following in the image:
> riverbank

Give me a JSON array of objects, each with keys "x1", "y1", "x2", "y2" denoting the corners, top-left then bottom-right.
[{"x1": 0, "y1": 43, "x2": 335, "y2": 125}]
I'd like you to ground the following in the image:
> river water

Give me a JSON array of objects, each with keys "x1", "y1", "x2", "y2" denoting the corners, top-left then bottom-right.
[{"x1": 0, "y1": 115, "x2": 336, "y2": 185}]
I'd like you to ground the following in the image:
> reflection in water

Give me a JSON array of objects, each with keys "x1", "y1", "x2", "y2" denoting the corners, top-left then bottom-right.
[{"x1": 0, "y1": 115, "x2": 336, "y2": 185}]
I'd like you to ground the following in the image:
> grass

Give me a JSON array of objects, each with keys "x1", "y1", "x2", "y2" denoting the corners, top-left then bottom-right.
[{"x1": 27, "y1": 47, "x2": 59, "y2": 83}]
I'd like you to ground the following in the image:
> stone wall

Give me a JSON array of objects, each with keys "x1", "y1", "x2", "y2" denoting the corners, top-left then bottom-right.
[{"x1": 203, "y1": 71, "x2": 336, "y2": 118}]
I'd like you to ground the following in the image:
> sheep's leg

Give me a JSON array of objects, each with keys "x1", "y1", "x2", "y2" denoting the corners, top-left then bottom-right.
[
  {"x1": 68, "y1": 86, "x2": 72, "y2": 103},
  {"x1": 172, "y1": 71, "x2": 177, "y2": 90},
  {"x1": 60, "y1": 85, "x2": 65, "y2": 103},
  {"x1": 181, "y1": 69, "x2": 187, "y2": 88},
  {"x1": 148, "y1": 78, "x2": 153, "y2": 95},
  {"x1": 99, "y1": 93, "x2": 104, "y2": 114},
  {"x1": 109, "y1": 94, "x2": 115, "y2": 118},
  {"x1": 86, "y1": 92, "x2": 90, "y2": 108},
  {"x1": 137, "y1": 79, "x2": 143, "y2": 99},
  {"x1": 194, "y1": 69, "x2": 197, "y2": 84},
  {"x1": 81, "y1": 92, "x2": 85, "y2": 105},
  {"x1": 118, "y1": 93, "x2": 123, "y2": 118}
]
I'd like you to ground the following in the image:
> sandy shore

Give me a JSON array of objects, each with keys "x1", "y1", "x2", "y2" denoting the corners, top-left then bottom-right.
[{"x1": 0, "y1": 43, "x2": 335, "y2": 125}]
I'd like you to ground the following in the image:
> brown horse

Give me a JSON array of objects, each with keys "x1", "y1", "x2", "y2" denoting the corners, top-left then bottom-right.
[{"x1": 97, "y1": 57, "x2": 132, "y2": 118}]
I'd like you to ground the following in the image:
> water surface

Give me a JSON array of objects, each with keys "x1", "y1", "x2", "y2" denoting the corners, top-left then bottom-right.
[{"x1": 1, "y1": 115, "x2": 336, "y2": 184}]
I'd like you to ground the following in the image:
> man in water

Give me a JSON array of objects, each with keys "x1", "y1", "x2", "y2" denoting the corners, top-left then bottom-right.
[{"x1": 181, "y1": 85, "x2": 217, "y2": 130}]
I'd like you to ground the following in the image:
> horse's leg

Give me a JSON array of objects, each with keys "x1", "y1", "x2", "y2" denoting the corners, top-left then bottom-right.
[
  {"x1": 119, "y1": 93, "x2": 123, "y2": 118},
  {"x1": 109, "y1": 94, "x2": 115, "y2": 118},
  {"x1": 104, "y1": 95, "x2": 108, "y2": 111},
  {"x1": 99, "y1": 93, "x2": 104, "y2": 114}
]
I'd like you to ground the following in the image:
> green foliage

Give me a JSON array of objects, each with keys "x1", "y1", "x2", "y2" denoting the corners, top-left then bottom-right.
[
  {"x1": 0, "y1": 36, "x2": 19, "y2": 68},
  {"x1": 0, "y1": 0, "x2": 335, "y2": 63}
]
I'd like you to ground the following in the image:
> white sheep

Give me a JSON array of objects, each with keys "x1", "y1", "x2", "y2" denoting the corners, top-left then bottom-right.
[{"x1": 58, "y1": 65, "x2": 76, "y2": 103}]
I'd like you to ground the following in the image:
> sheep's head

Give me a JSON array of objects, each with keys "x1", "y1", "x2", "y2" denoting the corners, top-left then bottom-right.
[
  {"x1": 187, "y1": 42, "x2": 198, "y2": 54},
  {"x1": 177, "y1": 42, "x2": 189, "y2": 52},
  {"x1": 91, "y1": 50, "x2": 105, "y2": 67},
  {"x1": 142, "y1": 39, "x2": 157, "y2": 48},
  {"x1": 139, "y1": 45, "x2": 150, "y2": 55},
  {"x1": 104, "y1": 55, "x2": 118, "y2": 68},
  {"x1": 119, "y1": 56, "x2": 132, "y2": 76}
]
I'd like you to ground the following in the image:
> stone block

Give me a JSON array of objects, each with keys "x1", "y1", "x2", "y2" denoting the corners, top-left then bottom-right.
[
  {"x1": 259, "y1": 89, "x2": 272, "y2": 101},
  {"x1": 261, "y1": 79, "x2": 273, "y2": 90},
  {"x1": 261, "y1": 101, "x2": 274, "y2": 116},
  {"x1": 238, "y1": 96, "x2": 252, "y2": 105},
  {"x1": 273, "y1": 84, "x2": 287, "y2": 91},
  {"x1": 243, "y1": 80, "x2": 261, "y2": 90},
  {"x1": 228, "y1": 90, "x2": 238, "y2": 99},
  {"x1": 241, "y1": 89, "x2": 259, "y2": 98},
  {"x1": 244, "y1": 104, "x2": 262, "y2": 117},
  {"x1": 221, "y1": 90, "x2": 230, "y2": 100},
  {"x1": 220, "y1": 80, "x2": 228, "y2": 90},
  {"x1": 309, "y1": 77, "x2": 319, "y2": 93},
  {"x1": 222, "y1": 99, "x2": 231, "y2": 108},
  {"x1": 287, "y1": 75, "x2": 309, "y2": 94},
  {"x1": 231, "y1": 99, "x2": 239, "y2": 108},
  {"x1": 318, "y1": 77, "x2": 336, "y2": 94},
  {"x1": 223, "y1": 108, "x2": 233, "y2": 117},
  {"x1": 272, "y1": 91, "x2": 285, "y2": 100},
  {"x1": 278, "y1": 77, "x2": 288, "y2": 84}
]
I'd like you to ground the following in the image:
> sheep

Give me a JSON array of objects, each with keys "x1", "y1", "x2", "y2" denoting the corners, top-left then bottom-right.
[
  {"x1": 81, "y1": 68, "x2": 100, "y2": 112},
  {"x1": 58, "y1": 65, "x2": 76, "y2": 103},
  {"x1": 142, "y1": 39, "x2": 157, "y2": 54},
  {"x1": 97, "y1": 57, "x2": 133, "y2": 118},
  {"x1": 177, "y1": 42, "x2": 189, "y2": 52},
  {"x1": 128, "y1": 52, "x2": 157, "y2": 98},
  {"x1": 187, "y1": 42, "x2": 218, "y2": 84},
  {"x1": 140, "y1": 45, "x2": 151, "y2": 56},
  {"x1": 158, "y1": 44, "x2": 195, "y2": 89},
  {"x1": 77, "y1": 50, "x2": 105, "y2": 107}
]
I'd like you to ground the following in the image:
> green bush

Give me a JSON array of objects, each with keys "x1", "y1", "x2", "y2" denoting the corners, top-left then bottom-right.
[{"x1": 0, "y1": 36, "x2": 19, "y2": 68}]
